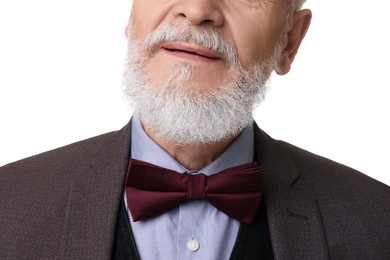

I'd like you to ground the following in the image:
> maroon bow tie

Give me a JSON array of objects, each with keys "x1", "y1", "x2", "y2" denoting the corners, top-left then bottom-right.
[{"x1": 125, "y1": 159, "x2": 264, "y2": 224}]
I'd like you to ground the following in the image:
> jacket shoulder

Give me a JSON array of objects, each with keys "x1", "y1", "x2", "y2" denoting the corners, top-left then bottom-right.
[
  {"x1": 276, "y1": 140, "x2": 390, "y2": 257},
  {"x1": 0, "y1": 124, "x2": 131, "y2": 258},
  {"x1": 276, "y1": 140, "x2": 388, "y2": 190},
  {"x1": 1, "y1": 130, "x2": 119, "y2": 175}
]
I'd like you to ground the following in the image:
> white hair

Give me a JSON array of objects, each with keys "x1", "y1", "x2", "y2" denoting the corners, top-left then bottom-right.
[
  {"x1": 296, "y1": 0, "x2": 307, "y2": 9},
  {"x1": 286, "y1": 0, "x2": 307, "y2": 28},
  {"x1": 123, "y1": 23, "x2": 284, "y2": 145},
  {"x1": 287, "y1": 0, "x2": 307, "y2": 14}
]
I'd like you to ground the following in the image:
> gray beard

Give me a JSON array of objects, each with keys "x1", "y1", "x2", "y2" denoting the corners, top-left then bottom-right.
[{"x1": 123, "y1": 23, "x2": 283, "y2": 145}]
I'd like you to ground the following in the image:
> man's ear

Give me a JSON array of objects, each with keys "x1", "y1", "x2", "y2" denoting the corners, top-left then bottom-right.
[{"x1": 277, "y1": 9, "x2": 312, "y2": 75}]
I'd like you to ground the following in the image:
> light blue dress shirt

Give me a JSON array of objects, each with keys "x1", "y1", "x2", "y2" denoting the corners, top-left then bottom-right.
[{"x1": 125, "y1": 118, "x2": 254, "y2": 260}]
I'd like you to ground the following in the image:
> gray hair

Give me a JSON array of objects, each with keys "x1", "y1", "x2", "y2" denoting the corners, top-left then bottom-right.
[
  {"x1": 293, "y1": 0, "x2": 307, "y2": 10},
  {"x1": 287, "y1": 0, "x2": 307, "y2": 14},
  {"x1": 286, "y1": 0, "x2": 307, "y2": 29}
]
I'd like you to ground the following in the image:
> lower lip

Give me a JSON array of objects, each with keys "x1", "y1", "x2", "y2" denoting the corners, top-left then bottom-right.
[{"x1": 161, "y1": 48, "x2": 220, "y2": 63}]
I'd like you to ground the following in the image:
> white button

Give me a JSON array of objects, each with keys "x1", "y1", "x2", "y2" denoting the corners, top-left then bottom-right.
[{"x1": 187, "y1": 240, "x2": 200, "y2": 252}]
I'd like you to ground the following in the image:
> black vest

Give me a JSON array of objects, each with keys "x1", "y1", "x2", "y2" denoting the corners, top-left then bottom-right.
[{"x1": 111, "y1": 197, "x2": 274, "y2": 259}]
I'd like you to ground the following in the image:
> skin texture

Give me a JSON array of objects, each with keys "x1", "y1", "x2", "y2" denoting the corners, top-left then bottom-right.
[{"x1": 125, "y1": 0, "x2": 311, "y2": 170}]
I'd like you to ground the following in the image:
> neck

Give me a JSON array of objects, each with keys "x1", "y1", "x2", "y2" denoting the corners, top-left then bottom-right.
[{"x1": 142, "y1": 124, "x2": 237, "y2": 171}]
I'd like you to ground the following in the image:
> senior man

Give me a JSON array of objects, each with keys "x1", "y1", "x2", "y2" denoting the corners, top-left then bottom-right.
[{"x1": 1, "y1": 0, "x2": 389, "y2": 259}]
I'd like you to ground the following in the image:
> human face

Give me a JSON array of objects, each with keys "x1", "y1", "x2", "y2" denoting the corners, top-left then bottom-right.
[{"x1": 126, "y1": 0, "x2": 288, "y2": 91}]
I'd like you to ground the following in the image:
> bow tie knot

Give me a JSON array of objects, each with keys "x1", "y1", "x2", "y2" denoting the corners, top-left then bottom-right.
[
  {"x1": 187, "y1": 174, "x2": 206, "y2": 200},
  {"x1": 125, "y1": 159, "x2": 264, "y2": 224}
]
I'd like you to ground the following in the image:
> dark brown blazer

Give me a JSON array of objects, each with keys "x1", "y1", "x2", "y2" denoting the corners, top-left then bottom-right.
[{"x1": 1, "y1": 121, "x2": 389, "y2": 259}]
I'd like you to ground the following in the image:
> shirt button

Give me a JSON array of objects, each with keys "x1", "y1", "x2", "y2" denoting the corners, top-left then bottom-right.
[{"x1": 187, "y1": 240, "x2": 200, "y2": 252}]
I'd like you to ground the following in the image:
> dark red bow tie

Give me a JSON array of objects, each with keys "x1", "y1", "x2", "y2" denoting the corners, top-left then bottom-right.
[{"x1": 125, "y1": 159, "x2": 264, "y2": 224}]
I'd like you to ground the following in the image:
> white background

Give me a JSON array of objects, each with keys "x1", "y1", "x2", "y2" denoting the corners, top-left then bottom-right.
[{"x1": 0, "y1": 1, "x2": 389, "y2": 185}]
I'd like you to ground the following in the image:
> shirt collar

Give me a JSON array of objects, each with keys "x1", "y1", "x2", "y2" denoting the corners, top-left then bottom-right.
[{"x1": 131, "y1": 118, "x2": 254, "y2": 176}]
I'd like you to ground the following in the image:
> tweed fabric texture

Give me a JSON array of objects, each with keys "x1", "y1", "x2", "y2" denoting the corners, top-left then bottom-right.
[
  {"x1": 0, "y1": 123, "x2": 132, "y2": 259},
  {"x1": 0, "y1": 120, "x2": 389, "y2": 259}
]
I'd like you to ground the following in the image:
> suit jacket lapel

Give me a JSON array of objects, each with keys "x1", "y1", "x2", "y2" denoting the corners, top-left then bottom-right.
[
  {"x1": 57, "y1": 120, "x2": 329, "y2": 259},
  {"x1": 58, "y1": 121, "x2": 133, "y2": 259},
  {"x1": 252, "y1": 124, "x2": 330, "y2": 259}
]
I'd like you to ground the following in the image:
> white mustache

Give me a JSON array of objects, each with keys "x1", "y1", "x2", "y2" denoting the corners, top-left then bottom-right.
[{"x1": 142, "y1": 22, "x2": 241, "y2": 67}]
